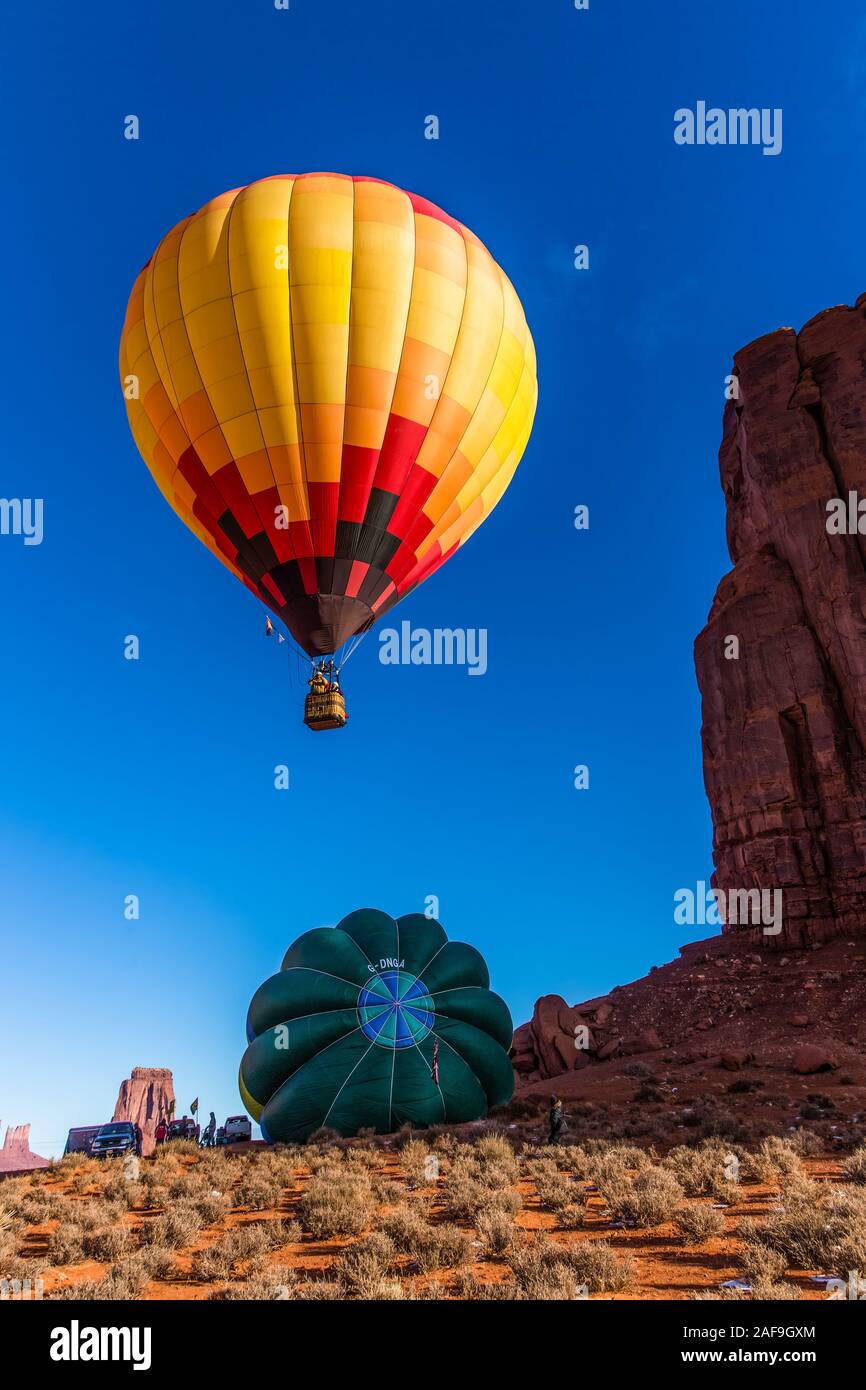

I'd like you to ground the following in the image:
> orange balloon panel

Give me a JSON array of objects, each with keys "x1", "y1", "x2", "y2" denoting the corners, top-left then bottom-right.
[{"x1": 119, "y1": 174, "x2": 537, "y2": 656}]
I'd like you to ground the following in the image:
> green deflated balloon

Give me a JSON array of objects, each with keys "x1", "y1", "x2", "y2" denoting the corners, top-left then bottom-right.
[{"x1": 239, "y1": 908, "x2": 514, "y2": 1141}]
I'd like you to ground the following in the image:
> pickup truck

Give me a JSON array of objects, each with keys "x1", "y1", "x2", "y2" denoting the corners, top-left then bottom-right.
[
  {"x1": 90, "y1": 1121, "x2": 143, "y2": 1159},
  {"x1": 216, "y1": 1114, "x2": 252, "y2": 1145}
]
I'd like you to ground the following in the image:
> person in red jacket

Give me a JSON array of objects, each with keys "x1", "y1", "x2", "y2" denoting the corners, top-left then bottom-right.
[{"x1": 154, "y1": 1118, "x2": 167, "y2": 1146}]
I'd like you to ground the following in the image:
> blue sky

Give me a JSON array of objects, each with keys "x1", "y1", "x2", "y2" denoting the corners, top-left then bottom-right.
[{"x1": 2, "y1": 0, "x2": 864, "y2": 1156}]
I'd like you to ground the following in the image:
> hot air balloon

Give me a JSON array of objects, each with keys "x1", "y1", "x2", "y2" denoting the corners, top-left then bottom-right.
[
  {"x1": 119, "y1": 174, "x2": 537, "y2": 727},
  {"x1": 239, "y1": 908, "x2": 514, "y2": 1141}
]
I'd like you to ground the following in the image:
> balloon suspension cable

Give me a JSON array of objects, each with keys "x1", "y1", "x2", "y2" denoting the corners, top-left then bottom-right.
[{"x1": 335, "y1": 628, "x2": 368, "y2": 674}]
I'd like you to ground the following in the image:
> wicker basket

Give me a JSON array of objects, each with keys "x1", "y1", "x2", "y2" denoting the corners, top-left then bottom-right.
[{"x1": 304, "y1": 688, "x2": 348, "y2": 731}]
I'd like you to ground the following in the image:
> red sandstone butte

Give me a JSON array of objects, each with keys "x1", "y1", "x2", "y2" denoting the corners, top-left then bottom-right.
[
  {"x1": 695, "y1": 292, "x2": 866, "y2": 950},
  {"x1": 112, "y1": 1067, "x2": 176, "y2": 1155},
  {"x1": 0, "y1": 1122, "x2": 49, "y2": 1173}
]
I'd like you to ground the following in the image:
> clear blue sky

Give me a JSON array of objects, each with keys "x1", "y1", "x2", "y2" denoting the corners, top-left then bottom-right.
[{"x1": 2, "y1": 0, "x2": 864, "y2": 1156}]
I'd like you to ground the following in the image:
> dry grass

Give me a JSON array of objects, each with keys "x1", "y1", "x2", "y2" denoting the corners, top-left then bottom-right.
[
  {"x1": 675, "y1": 1204, "x2": 726, "y2": 1245},
  {"x1": 7, "y1": 1128, "x2": 863, "y2": 1303}
]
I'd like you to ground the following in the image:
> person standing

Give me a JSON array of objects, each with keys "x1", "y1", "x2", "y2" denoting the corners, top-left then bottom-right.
[{"x1": 547, "y1": 1095, "x2": 566, "y2": 1146}]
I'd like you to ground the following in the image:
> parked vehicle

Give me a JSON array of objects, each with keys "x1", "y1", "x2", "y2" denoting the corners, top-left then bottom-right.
[
  {"x1": 166, "y1": 1116, "x2": 200, "y2": 1143},
  {"x1": 216, "y1": 1114, "x2": 252, "y2": 1145},
  {"x1": 90, "y1": 1121, "x2": 143, "y2": 1159},
  {"x1": 63, "y1": 1125, "x2": 103, "y2": 1157}
]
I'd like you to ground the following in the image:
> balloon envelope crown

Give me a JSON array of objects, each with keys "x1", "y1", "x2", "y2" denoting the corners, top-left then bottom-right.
[{"x1": 239, "y1": 907, "x2": 514, "y2": 1142}]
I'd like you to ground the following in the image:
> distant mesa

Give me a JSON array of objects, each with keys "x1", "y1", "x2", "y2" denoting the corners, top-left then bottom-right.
[
  {"x1": 113, "y1": 1066, "x2": 176, "y2": 1156},
  {"x1": 0, "y1": 1122, "x2": 49, "y2": 1174}
]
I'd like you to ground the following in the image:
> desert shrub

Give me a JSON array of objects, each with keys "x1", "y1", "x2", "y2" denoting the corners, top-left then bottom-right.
[
  {"x1": 297, "y1": 1165, "x2": 373, "y2": 1238},
  {"x1": 664, "y1": 1141, "x2": 741, "y2": 1200},
  {"x1": 47, "y1": 1222, "x2": 90, "y2": 1265},
  {"x1": 83, "y1": 1226, "x2": 130, "y2": 1261},
  {"x1": 337, "y1": 1233, "x2": 396, "y2": 1295},
  {"x1": 62, "y1": 1252, "x2": 155, "y2": 1300},
  {"x1": 750, "y1": 1278, "x2": 802, "y2": 1300},
  {"x1": 534, "y1": 1170, "x2": 575, "y2": 1212},
  {"x1": 380, "y1": 1205, "x2": 470, "y2": 1271},
  {"x1": 193, "y1": 1223, "x2": 281, "y2": 1281},
  {"x1": 431, "y1": 1131, "x2": 461, "y2": 1160},
  {"x1": 602, "y1": 1167, "x2": 683, "y2": 1228},
  {"x1": 416, "y1": 1221, "x2": 472, "y2": 1272},
  {"x1": 187, "y1": 1191, "x2": 232, "y2": 1225},
  {"x1": 741, "y1": 1188, "x2": 866, "y2": 1273},
  {"x1": 744, "y1": 1137, "x2": 803, "y2": 1184},
  {"x1": 297, "y1": 1278, "x2": 345, "y2": 1300},
  {"x1": 675, "y1": 1205, "x2": 726, "y2": 1245},
  {"x1": 210, "y1": 1265, "x2": 299, "y2": 1300},
  {"x1": 234, "y1": 1178, "x2": 283, "y2": 1211},
  {"x1": 788, "y1": 1129, "x2": 823, "y2": 1157},
  {"x1": 75, "y1": 1198, "x2": 125, "y2": 1229},
  {"x1": 0, "y1": 1205, "x2": 22, "y2": 1240},
  {"x1": 777, "y1": 1174, "x2": 820, "y2": 1205},
  {"x1": 843, "y1": 1145, "x2": 866, "y2": 1185},
  {"x1": 306, "y1": 1128, "x2": 343, "y2": 1148},
  {"x1": 472, "y1": 1133, "x2": 519, "y2": 1180},
  {"x1": 507, "y1": 1238, "x2": 582, "y2": 1300},
  {"x1": 18, "y1": 1191, "x2": 69, "y2": 1222},
  {"x1": 452, "y1": 1269, "x2": 516, "y2": 1300},
  {"x1": 586, "y1": 1144, "x2": 652, "y2": 1187},
  {"x1": 381, "y1": 1203, "x2": 430, "y2": 1251},
  {"x1": 140, "y1": 1205, "x2": 202, "y2": 1249},
  {"x1": 738, "y1": 1235, "x2": 788, "y2": 1284},
  {"x1": 557, "y1": 1202, "x2": 588, "y2": 1230},
  {"x1": 100, "y1": 1172, "x2": 137, "y2": 1205},
  {"x1": 139, "y1": 1244, "x2": 176, "y2": 1280},
  {"x1": 400, "y1": 1140, "x2": 435, "y2": 1188},
  {"x1": 507, "y1": 1234, "x2": 631, "y2": 1298},
  {"x1": 476, "y1": 1207, "x2": 516, "y2": 1255},
  {"x1": 528, "y1": 1143, "x2": 591, "y2": 1175},
  {"x1": 557, "y1": 1238, "x2": 634, "y2": 1293},
  {"x1": 446, "y1": 1174, "x2": 521, "y2": 1223},
  {"x1": 162, "y1": 1138, "x2": 200, "y2": 1156}
]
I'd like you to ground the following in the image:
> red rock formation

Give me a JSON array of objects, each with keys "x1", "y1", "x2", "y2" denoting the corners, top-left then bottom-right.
[
  {"x1": 512, "y1": 931, "x2": 866, "y2": 1119},
  {"x1": 0, "y1": 1122, "x2": 49, "y2": 1173},
  {"x1": 113, "y1": 1067, "x2": 175, "y2": 1155},
  {"x1": 695, "y1": 293, "x2": 866, "y2": 950}
]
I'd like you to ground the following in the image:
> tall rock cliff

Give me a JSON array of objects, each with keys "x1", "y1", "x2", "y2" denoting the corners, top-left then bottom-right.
[
  {"x1": 695, "y1": 292, "x2": 866, "y2": 949},
  {"x1": 113, "y1": 1067, "x2": 176, "y2": 1155}
]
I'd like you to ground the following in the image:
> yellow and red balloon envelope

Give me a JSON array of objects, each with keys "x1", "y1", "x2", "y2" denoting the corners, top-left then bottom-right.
[{"x1": 119, "y1": 174, "x2": 537, "y2": 655}]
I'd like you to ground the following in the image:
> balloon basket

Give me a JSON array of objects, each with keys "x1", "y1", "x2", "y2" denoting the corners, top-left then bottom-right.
[{"x1": 304, "y1": 688, "x2": 348, "y2": 731}]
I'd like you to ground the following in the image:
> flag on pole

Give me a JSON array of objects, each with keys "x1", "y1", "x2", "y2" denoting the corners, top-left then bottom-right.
[{"x1": 190, "y1": 1097, "x2": 198, "y2": 1115}]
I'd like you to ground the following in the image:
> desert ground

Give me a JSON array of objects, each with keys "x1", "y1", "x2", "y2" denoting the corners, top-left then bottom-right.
[{"x1": 3, "y1": 1118, "x2": 866, "y2": 1301}]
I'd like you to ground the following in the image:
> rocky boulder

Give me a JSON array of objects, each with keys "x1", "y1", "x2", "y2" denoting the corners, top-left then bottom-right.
[{"x1": 792, "y1": 1044, "x2": 838, "y2": 1075}]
